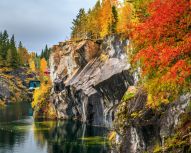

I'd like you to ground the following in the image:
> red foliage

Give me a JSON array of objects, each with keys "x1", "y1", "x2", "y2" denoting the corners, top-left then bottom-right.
[{"x1": 132, "y1": 0, "x2": 191, "y2": 85}]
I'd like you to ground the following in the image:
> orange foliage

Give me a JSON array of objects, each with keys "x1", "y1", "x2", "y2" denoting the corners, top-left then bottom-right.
[
  {"x1": 40, "y1": 58, "x2": 47, "y2": 73},
  {"x1": 132, "y1": 0, "x2": 191, "y2": 106}
]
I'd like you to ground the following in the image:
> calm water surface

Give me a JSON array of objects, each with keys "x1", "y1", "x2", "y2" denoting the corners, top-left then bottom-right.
[{"x1": 0, "y1": 102, "x2": 110, "y2": 153}]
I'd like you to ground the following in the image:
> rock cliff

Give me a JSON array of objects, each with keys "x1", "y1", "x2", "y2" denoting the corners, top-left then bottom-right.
[
  {"x1": 49, "y1": 35, "x2": 191, "y2": 153},
  {"x1": 113, "y1": 90, "x2": 191, "y2": 153},
  {"x1": 49, "y1": 35, "x2": 134, "y2": 127},
  {"x1": 0, "y1": 67, "x2": 36, "y2": 104}
]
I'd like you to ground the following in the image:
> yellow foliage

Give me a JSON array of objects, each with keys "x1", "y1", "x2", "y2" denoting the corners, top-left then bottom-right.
[
  {"x1": 130, "y1": 111, "x2": 142, "y2": 118},
  {"x1": 32, "y1": 79, "x2": 51, "y2": 109},
  {"x1": 108, "y1": 131, "x2": 117, "y2": 141},
  {"x1": 100, "y1": 53, "x2": 109, "y2": 62},
  {"x1": 18, "y1": 47, "x2": 30, "y2": 65},
  {"x1": 117, "y1": 2, "x2": 133, "y2": 34},
  {"x1": 145, "y1": 77, "x2": 182, "y2": 109},
  {"x1": 29, "y1": 59, "x2": 36, "y2": 72},
  {"x1": 100, "y1": 0, "x2": 112, "y2": 37}
]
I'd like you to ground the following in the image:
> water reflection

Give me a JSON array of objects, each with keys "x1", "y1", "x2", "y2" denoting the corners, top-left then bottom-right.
[
  {"x1": 33, "y1": 120, "x2": 109, "y2": 153},
  {"x1": 0, "y1": 103, "x2": 110, "y2": 153}
]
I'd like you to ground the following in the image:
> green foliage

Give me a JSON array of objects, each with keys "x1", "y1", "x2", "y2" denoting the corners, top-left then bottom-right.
[
  {"x1": 0, "y1": 30, "x2": 9, "y2": 65},
  {"x1": 6, "y1": 35, "x2": 19, "y2": 68},
  {"x1": 153, "y1": 133, "x2": 190, "y2": 153},
  {"x1": 122, "y1": 91, "x2": 135, "y2": 101}
]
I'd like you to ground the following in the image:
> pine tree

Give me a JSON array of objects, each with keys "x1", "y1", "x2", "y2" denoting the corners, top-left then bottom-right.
[
  {"x1": 71, "y1": 8, "x2": 87, "y2": 39},
  {"x1": 111, "y1": 6, "x2": 118, "y2": 34},
  {"x1": 7, "y1": 35, "x2": 19, "y2": 68},
  {"x1": 40, "y1": 49, "x2": 44, "y2": 59},
  {"x1": 44, "y1": 45, "x2": 48, "y2": 60},
  {"x1": 1, "y1": 30, "x2": 9, "y2": 60},
  {"x1": 18, "y1": 41, "x2": 23, "y2": 49},
  {"x1": 0, "y1": 32, "x2": 3, "y2": 66},
  {"x1": 0, "y1": 51, "x2": 3, "y2": 67},
  {"x1": 40, "y1": 45, "x2": 51, "y2": 64}
]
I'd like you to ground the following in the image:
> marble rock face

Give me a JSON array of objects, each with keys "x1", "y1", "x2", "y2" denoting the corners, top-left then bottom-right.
[{"x1": 49, "y1": 35, "x2": 134, "y2": 127}]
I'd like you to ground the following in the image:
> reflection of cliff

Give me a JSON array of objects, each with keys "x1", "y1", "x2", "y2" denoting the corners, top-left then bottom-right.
[
  {"x1": 33, "y1": 120, "x2": 110, "y2": 153},
  {"x1": 0, "y1": 128, "x2": 27, "y2": 150},
  {"x1": 0, "y1": 102, "x2": 32, "y2": 150},
  {"x1": 0, "y1": 102, "x2": 32, "y2": 122}
]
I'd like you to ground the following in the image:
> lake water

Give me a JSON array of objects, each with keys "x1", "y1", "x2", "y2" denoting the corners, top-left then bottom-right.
[{"x1": 0, "y1": 102, "x2": 110, "y2": 153}]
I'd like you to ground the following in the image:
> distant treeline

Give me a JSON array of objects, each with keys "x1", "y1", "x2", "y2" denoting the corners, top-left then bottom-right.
[
  {"x1": 0, "y1": 30, "x2": 51, "y2": 69},
  {"x1": 0, "y1": 30, "x2": 29, "y2": 68}
]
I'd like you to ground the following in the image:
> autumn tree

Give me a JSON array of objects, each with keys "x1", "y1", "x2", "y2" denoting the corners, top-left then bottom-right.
[
  {"x1": 86, "y1": 0, "x2": 102, "y2": 39},
  {"x1": 132, "y1": 0, "x2": 191, "y2": 107},
  {"x1": 99, "y1": 0, "x2": 112, "y2": 37},
  {"x1": 29, "y1": 59, "x2": 36, "y2": 72},
  {"x1": 40, "y1": 58, "x2": 47, "y2": 73},
  {"x1": 99, "y1": 0, "x2": 118, "y2": 37},
  {"x1": 28, "y1": 52, "x2": 37, "y2": 71},
  {"x1": 117, "y1": 1, "x2": 132, "y2": 36},
  {"x1": 18, "y1": 41, "x2": 30, "y2": 66}
]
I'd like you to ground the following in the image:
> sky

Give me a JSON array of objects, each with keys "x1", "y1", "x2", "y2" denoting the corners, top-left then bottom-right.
[{"x1": 0, "y1": 0, "x2": 97, "y2": 54}]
